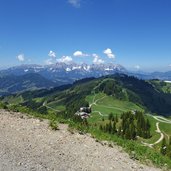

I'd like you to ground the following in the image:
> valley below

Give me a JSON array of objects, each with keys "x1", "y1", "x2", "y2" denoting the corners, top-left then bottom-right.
[{"x1": 0, "y1": 109, "x2": 161, "y2": 171}]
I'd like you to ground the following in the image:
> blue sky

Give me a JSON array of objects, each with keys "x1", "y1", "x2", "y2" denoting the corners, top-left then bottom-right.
[{"x1": 0, "y1": 0, "x2": 171, "y2": 71}]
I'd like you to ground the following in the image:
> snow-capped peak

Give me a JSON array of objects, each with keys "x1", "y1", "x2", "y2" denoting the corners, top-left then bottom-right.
[{"x1": 66, "y1": 68, "x2": 72, "y2": 72}]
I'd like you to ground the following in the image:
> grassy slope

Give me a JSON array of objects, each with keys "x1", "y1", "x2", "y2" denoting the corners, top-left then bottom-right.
[
  {"x1": 137, "y1": 115, "x2": 160, "y2": 144},
  {"x1": 160, "y1": 122, "x2": 171, "y2": 138},
  {"x1": 4, "y1": 77, "x2": 171, "y2": 143},
  {"x1": 47, "y1": 101, "x2": 66, "y2": 111},
  {"x1": 3, "y1": 95, "x2": 24, "y2": 104},
  {"x1": 85, "y1": 92, "x2": 171, "y2": 168},
  {"x1": 86, "y1": 91, "x2": 171, "y2": 151},
  {"x1": 86, "y1": 92, "x2": 143, "y2": 122}
]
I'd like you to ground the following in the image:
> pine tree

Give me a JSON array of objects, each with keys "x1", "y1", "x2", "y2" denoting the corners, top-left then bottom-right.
[
  {"x1": 146, "y1": 119, "x2": 151, "y2": 130},
  {"x1": 125, "y1": 127, "x2": 131, "y2": 140},
  {"x1": 130, "y1": 123, "x2": 136, "y2": 140},
  {"x1": 167, "y1": 144, "x2": 171, "y2": 158},
  {"x1": 108, "y1": 113, "x2": 114, "y2": 121},
  {"x1": 169, "y1": 136, "x2": 171, "y2": 145},
  {"x1": 121, "y1": 119, "x2": 126, "y2": 135},
  {"x1": 112, "y1": 121, "x2": 117, "y2": 134},
  {"x1": 117, "y1": 126, "x2": 121, "y2": 136},
  {"x1": 105, "y1": 123, "x2": 109, "y2": 133},
  {"x1": 146, "y1": 130, "x2": 151, "y2": 139},
  {"x1": 115, "y1": 115, "x2": 118, "y2": 123},
  {"x1": 167, "y1": 136, "x2": 171, "y2": 158},
  {"x1": 161, "y1": 138, "x2": 167, "y2": 156},
  {"x1": 142, "y1": 119, "x2": 151, "y2": 138},
  {"x1": 108, "y1": 121, "x2": 112, "y2": 134},
  {"x1": 99, "y1": 124, "x2": 103, "y2": 131}
]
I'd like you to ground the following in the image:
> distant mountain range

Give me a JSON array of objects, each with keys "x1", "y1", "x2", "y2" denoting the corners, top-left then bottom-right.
[
  {"x1": 0, "y1": 63, "x2": 126, "y2": 82},
  {"x1": 0, "y1": 63, "x2": 126, "y2": 95},
  {"x1": 0, "y1": 62, "x2": 171, "y2": 95}
]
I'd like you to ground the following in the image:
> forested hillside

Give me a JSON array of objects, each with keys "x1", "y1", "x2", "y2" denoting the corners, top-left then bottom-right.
[{"x1": 0, "y1": 73, "x2": 59, "y2": 95}]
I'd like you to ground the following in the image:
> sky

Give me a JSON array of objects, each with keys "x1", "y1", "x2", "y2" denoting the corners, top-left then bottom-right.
[{"x1": 0, "y1": 0, "x2": 171, "y2": 71}]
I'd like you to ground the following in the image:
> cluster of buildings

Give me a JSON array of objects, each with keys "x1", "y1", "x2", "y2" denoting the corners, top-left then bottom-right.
[{"x1": 75, "y1": 107, "x2": 91, "y2": 119}]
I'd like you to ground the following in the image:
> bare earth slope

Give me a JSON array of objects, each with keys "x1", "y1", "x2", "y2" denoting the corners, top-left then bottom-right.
[{"x1": 0, "y1": 109, "x2": 161, "y2": 171}]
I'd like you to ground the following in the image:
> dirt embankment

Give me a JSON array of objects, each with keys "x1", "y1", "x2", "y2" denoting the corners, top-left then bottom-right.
[{"x1": 0, "y1": 109, "x2": 161, "y2": 171}]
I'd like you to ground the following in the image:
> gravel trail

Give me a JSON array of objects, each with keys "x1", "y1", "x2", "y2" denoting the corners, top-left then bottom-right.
[{"x1": 0, "y1": 109, "x2": 161, "y2": 171}]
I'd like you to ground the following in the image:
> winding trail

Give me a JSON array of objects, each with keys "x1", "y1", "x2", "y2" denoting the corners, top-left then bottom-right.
[
  {"x1": 98, "y1": 104, "x2": 126, "y2": 112},
  {"x1": 92, "y1": 111, "x2": 108, "y2": 116},
  {"x1": 153, "y1": 116, "x2": 171, "y2": 124},
  {"x1": 142, "y1": 114, "x2": 171, "y2": 148},
  {"x1": 154, "y1": 123, "x2": 164, "y2": 145},
  {"x1": 43, "y1": 102, "x2": 60, "y2": 112},
  {"x1": 90, "y1": 93, "x2": 125, "y2": 116},
  {"x1": 94, "y1": 95, "x2": 106, "y2": 104},
  {"x1": 90, "y1": 78, "x2": 126, "y2": 116},
  {"x1": 142, "y1": 122, "x2": 164, "y2": 148},
  {"x1": 90, "y1": 82, "x2": 171, "y2": 147},
  {"x1": 90, "y1": 79, "x2": 112, "y2": 113}
]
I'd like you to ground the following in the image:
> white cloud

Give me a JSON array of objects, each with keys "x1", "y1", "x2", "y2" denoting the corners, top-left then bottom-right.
[
  {"x1": 103, "y1": 48, "x2": 115, "y2": 59},
  {"x1": 68, "y1": 0, "x2": 81, "y2": 8},
  {"x1": 58, "y1": 56, "x2": 73, "y2": 64},
  {"x1": 169, "y1": 64, "x2": 171, "y2": 67},
  {"x1": 48, "y1": 50, "x2": 56, "y2": 58},
  {"x1": 92, "y1": 54, "x2": 104, "y2": 65},
  {"x1": 73, "y1": 50, "x2": 89, "y2": 57},
  {"x1": 17, "y1": 54, "x2": 25, "y2": 62},
  {"x1": 92, "y1": 53, "x2": 98, "y2": 58},
  {"x1": 135, "y1": 65, "x2": 140, "y2": 69},
  {"x1": 45, "y1": 58, "x2": 54, "y2": 65}
]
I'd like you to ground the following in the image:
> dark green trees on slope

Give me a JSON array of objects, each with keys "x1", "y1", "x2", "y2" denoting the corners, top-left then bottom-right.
[
  {"x1": 161, "y1": 136, "x2": 171, "y2": 159},
  {"x1": 100, "y1": 111, "x2": 151, "y2": 140},
  {"x1": 121, "y1": 111, "x2": 151, "y2": 139},
  {"x1": 114, "y1": 75, "x2": 171, "y2": 116},
  {"x1": 97, "y1": 74, "x2": 171, "y2": 116}
]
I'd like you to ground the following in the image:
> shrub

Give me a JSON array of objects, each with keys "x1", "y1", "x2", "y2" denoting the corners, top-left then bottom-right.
[{"x1": 49, "y1": 120, "x2": 59, "y2": 130}]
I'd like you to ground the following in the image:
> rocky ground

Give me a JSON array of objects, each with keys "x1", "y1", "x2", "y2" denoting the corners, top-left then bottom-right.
[{"x1": 0, "y1": 109, "x2": 162, "y2": 171}]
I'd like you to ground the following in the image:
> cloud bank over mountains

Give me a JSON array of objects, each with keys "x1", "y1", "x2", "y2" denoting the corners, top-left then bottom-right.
[{"x1": 42, "y1": 48, "x2": 116, "y2": 65}]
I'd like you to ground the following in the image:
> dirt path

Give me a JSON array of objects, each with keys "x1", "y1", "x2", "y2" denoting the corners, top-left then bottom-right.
[
  {"x1": 92, "y1": 110, "x2": 108, "y2": 116},
  {"x1": 142, "y1": 122, "x2": 164, "y2": 148},
  {"x1": 0, "y1": 109, "x2": 161, "y2": 171},
  {"x1": 90, "y1": 78, "x2": 113, "y2": 107},
  {"x1": 43, "y1": 102, "x2": 60, "y2": 112},
  {"x1": 153, "y1": 116, "x2": 171, "y2": 124},
  {"x1": 90, "y1": 93, "x2": 125, "y2": 116},
  {"x1": 153, "y1": 123, "x2": 164, "y2": 145},
  {"x1": 143, "y1": 114, "x2": 171, "y2": 146}
]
